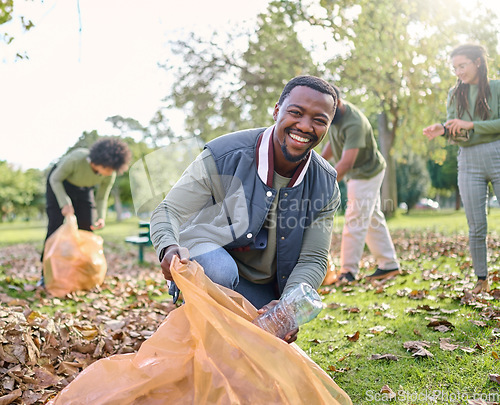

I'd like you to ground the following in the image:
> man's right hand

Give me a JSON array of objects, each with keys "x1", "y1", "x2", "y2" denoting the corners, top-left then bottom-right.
[
  {"x1": 160, "y1": 245, "x2": 190, "y2": 281},
  {"x1": 61, "y1": 204, "x2": 75, "y2": 217}
]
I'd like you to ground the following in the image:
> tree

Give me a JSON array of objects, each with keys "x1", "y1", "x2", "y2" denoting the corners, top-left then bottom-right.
[
  {"x1": 283, "y1": 0, "x2": 499, "y2": 215},
  {"x1": 167, "y1": 1, "x2": 319, "y2": 142},
  {"x1": 0, "y1": 161, "x2": 44, "y2": 221},
  {"x1": 396, "y1": 152, "x2": 430, "y2": 212},
  {"x1": 0, "y1": 0, "x2": 36, "y2": 60},
  {"x1": 106, "y1": 112, "x2": 176, "y2": 148},
  {"x1": 427, "y1": 144, "x2": 460, "y2": 210}
]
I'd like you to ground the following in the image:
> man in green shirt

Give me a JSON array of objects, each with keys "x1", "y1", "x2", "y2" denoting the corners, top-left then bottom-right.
[
  {"x1": 321, "y1": 86, "x2": 399, "y2": 282},
  {"x1": 41, "y1": 138, "x2": 131, "y2": 263}
]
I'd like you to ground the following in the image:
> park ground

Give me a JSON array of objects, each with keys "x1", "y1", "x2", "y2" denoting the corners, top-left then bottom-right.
[{"x1": 0, "y1": 209, "x2": 499, "y2": 404}]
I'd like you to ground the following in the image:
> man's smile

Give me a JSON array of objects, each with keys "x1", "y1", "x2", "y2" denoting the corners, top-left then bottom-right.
[{"x1": 289, "y1": 132, "x2": 311, "y2": 143}]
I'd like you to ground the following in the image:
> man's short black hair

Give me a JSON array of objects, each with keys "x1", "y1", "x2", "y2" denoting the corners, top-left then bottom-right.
[
  {"x1": 278, "y1": 76, "x2": 338, "y2": 116},
  {"x1": 330, "y1": 83, "x2": 341, "y2": 99},
  {"x1": 89, "y1": 137, "x2": 132, "y2": 173}
]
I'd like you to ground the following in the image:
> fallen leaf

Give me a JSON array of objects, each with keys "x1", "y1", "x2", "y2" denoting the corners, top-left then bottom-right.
[
  {"x1": 490, "y1": 374, "x2": 500, "y2": 384},
  {"x1": 412, "y1": 347, "x2": 434, "y2": 358},
  {"x1": 403, "y1": 341, "x2": 430, "y2": 351},
  {"x1": 380, "y1": 384, "x2": 396, "y2": 399},
  {"x1": 427, "y1": 319, "x2": 454, "y2": 332},
  {"x1": 338, "y1": 351, "x2": 352, "y2": 362},
  {"x1": 346, "y1": 331, "x2": 360, "y2": 342},
  {"x1": 470, "y1": 320, "x2": 487, "y2": 327},
  {"x1": 370, "y1": 354, "x2": 398, "y2": 361},
  {"x1": 0, "y1": 388, "x2": 22, "y2": 404},
  {"x1": 369, "y1": 325, "x2": 386, "y2": 334},
  {"x1": 439, "y1": 338, "x2": 458, "y2": 351}
]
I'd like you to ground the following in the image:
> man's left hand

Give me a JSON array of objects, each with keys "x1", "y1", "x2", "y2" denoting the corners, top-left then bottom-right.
[{"x1": 258, "y1": 300, "x2": 299, "y2": 344}]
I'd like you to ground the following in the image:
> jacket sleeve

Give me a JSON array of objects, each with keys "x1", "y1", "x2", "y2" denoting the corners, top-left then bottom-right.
[
  {"x1": 282, "y1": 181, "x2": 340, "y2": 296},
  {"x1": 49, "y1": 160, "x2": 75, "y2": 209},
  {"x1": 150, "y1": 150, "x2": 217, "y2": 259}
]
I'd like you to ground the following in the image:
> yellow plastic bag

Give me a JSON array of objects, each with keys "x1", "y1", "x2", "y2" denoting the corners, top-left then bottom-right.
[
  {"x1": 43, "y1": 215, "x2": 107, "y2": 297},
  {"x1": 49, "y1": 256, "x2": 352, "y2": 405}
]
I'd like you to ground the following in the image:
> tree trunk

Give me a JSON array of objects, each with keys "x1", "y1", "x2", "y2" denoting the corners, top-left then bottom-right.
[
  {"x1": 377, "y1": 111, "x2": 397, "y2": 217},
  {"x1": 455, "y1": 187, "x2": 461, "y2": 211},
  {"x1": 112, "y1": 187, "x2": 123, "y2": 222}
]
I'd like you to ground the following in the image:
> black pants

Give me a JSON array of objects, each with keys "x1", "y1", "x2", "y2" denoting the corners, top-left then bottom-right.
[{"x1": 41, "y1": 166, "x2": 96, "y2": 261}]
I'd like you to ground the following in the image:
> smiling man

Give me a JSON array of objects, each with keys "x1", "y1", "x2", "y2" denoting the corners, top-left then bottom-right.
[{"x1": 150, "y1": 76, "x2": 340, "y2": 342}]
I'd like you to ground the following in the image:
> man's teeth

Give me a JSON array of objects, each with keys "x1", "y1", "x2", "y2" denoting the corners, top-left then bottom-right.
[{"x1": 289, "y1": 133, "x2": 310, "y2": 143}]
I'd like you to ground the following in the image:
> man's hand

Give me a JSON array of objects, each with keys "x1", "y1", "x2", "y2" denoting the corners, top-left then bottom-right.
[
  {"x1": 91, "y1": 218, "x2": 105, "y2": 230},
  {"x1": 61, "y1": 204, "x2": 75, "y2": 216},
  {"x1": 160, "y1": 245, "x2": 190, "y2": 281},
  {"x1": 258, "y1": 300, "x2": 299, "y2": 344}
]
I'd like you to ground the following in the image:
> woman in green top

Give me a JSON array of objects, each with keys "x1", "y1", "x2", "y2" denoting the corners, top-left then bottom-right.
[
  {"x1": 424, "y1": 44, "x2": 500, "y2": 294},
  {"x1": 41, "y1": 137, "x2": 131, "y2": 261}
]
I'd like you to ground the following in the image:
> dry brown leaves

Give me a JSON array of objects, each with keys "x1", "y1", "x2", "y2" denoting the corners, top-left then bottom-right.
[{"x1": 0, "y1": 243, "x2": 176, "y2": 404}]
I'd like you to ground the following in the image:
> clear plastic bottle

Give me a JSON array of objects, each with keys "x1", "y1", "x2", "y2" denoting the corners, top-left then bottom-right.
[{"x1": 252, "y1": 283, "x2": 323, "y2": 339}]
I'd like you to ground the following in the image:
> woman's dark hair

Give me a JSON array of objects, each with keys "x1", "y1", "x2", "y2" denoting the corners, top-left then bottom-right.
[
  {"x1": 278, "y1": 75, "x2": 338, "y2": 117},
  {"x1": 450, "y1": 44, "x2": 491, "y2": 120},
  {"x1": 89, "y1": 137, "x2": 132, "y2": 174}
]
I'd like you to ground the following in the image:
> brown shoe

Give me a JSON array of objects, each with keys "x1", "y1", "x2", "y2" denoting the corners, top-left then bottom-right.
[
  {"x1": 471, "y1": 279, "x2": 490, "y2": 294},
  {"x1": 366, "y1": 268, "x2": 401, "y2": 280}
]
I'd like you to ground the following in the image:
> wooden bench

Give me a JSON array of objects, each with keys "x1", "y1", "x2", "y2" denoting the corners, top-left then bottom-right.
[{"x1": 125, "y1": 221, "x2": 152, "y2": 263}]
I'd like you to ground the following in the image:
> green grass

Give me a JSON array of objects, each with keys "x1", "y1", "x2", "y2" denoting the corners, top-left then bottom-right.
[
  {"x1": 298, "y1": 270, "x2": 500, "y2": 404},
  {"x1": 0, "y1": 215, "x2": 140, "y2": 246},
  {"x1": 1, "y1": 209, "x2": 499, "y2": 404},
  {"x1": 1, "y1": 207, "x2": 497, "y2": 246}
]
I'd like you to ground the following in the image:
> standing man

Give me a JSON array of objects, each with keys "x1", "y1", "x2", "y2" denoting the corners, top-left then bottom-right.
[
  {"x1": 321, "y1": 85, "x2": 399, "y2": 282},
  {"x1": 151, "y1": 76, "x2": 340, "y2": 342}
]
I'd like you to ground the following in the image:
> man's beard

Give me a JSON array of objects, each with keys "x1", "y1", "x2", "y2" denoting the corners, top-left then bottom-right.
[
  {"x1": 281, "y1": 143, "x2": 310, "y2": 163},
  {"x1": 281, "y1": 129, "x2": 317, "y2": 163}
]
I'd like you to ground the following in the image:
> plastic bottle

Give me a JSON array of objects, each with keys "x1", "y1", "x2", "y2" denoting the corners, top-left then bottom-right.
[{"x1": 252, "y1": 283, "x2": 323, "y2": 339}]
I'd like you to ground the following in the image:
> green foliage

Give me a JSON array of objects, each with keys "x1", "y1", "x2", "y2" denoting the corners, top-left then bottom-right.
[
  {"x1": 0, "y1": 0, "x2": 36, "y2": 58},
  {"x1": 396, "y1": 152, "x2": 430, "y2": 209},
  {"x1": 427, "y1": 144, "x2": 458, "y2": 192},
  {"x1": 0, "y1": 161, "x2": 45, "y2": 221},
  {"x1": 168, "y1": 0, "x2": 319, "y2": 142},
  {"x1": 0, "y1": 0, "x2": 13, "y2": 25},
  {"x1": 106, "y1": 112, "x2": 176, "y2": 148},
  {"x1": 162, "y1": 0, "x2": 498, "y2": 216}
]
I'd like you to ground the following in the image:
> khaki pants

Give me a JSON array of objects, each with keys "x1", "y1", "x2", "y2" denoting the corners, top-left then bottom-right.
[{"x1": 340, "y1": 169, "x2": 398, "y2": 276}]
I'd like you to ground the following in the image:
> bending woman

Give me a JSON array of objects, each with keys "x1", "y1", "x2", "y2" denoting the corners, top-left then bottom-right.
[{"x1": 423, "y1": 44, "x2": 500, "y2": 294}]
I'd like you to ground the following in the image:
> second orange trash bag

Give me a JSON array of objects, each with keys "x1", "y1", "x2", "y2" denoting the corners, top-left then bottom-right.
[
  {"x1": 43, "y1": 215, "x2": 107, "y2": 297},
  {"x1": 50, "y1": 256, "x2": 352, "y2": 405}
]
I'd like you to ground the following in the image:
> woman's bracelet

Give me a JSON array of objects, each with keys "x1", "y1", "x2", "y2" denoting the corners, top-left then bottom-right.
[{"x1": 440, "y1": 123, "x2": 448, "y2": 137}]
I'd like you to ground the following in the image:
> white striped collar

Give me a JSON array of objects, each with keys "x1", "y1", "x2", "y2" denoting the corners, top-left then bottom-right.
[{"x1": 256, "y1": 125, "x2": 312, "y2": 188}]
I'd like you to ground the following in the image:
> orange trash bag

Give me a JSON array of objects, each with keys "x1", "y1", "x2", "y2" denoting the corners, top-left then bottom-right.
[
  {"x1": 43, "y1": 215, "x2": 107, "y2": 297},
  {"x1": 49, "y1": 256, "x2": 352, "y2": 405}
]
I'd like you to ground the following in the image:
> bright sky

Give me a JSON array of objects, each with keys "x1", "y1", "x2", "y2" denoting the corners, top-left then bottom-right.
[
  {"x1": 0, "y1": 0, "x2": 271, "y2": 170},
  {"x1": 1, "y1": 0, "x2": 499, "y2": 171}
]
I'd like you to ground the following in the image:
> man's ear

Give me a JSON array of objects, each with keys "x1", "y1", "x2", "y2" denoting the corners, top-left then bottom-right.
[{"x1": 273, "y1": 103, "x2": 280, "y2": 121}]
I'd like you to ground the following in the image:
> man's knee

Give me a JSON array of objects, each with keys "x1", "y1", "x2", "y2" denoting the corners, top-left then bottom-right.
[{"x1": 193, "y1": 249, "x2": 239, "y2": 289}]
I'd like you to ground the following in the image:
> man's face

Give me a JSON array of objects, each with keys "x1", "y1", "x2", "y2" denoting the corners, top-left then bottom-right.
[{"x1": 273, "y1": 86, "x2": 335, "y2": 163}]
